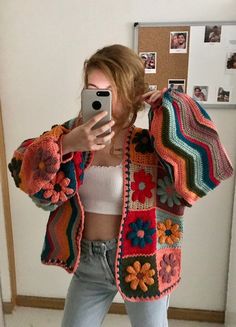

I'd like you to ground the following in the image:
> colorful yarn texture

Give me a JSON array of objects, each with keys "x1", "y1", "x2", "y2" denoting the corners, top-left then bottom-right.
[{"x1": 149, "y1": 89, "x2": 233, "y2": 205}]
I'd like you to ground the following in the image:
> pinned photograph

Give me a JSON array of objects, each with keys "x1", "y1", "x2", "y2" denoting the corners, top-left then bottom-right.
[
  {"x1": 148, "y1": 85, "x2": 157, "y2": 91},
  {"x1": 139, "y1": 52, "x2": 157, "y2": 73},
  {"x1": 169, "y1": 32, "x2": 188, "y2": 53},
  {"x1": 226, "y1": 52, "x2": 236, "y2": 69},
  {"x1": 192, "y1": 86, "x2": 208, "y2": 102},
  {"x1": 204, "y1": 25, "x2": 221, "y2": 43},
  {"x1": 168, "y1": 79, "x2": 185, "y2": 93},
  {"x1": 217, "y1": 87, "x2": 230, "y2": 102}
]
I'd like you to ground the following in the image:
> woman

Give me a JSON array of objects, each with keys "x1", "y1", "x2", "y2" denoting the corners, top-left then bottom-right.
[
  {"x1": 193, "y1": 86, "x2": 206, "y2": 101},
  {"x1": 8, "y1": 44, "x2": 233, "y2": 327}
]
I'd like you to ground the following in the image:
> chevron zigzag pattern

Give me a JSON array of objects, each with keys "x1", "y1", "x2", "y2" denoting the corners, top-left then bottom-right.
[{"x1": 149, "y1": 89, "x2": 233, "y2": 205}]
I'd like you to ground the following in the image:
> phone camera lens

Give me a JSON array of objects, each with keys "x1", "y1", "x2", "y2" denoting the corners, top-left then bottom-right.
[
  {"x1": 96, "y1": 91, "x2": 109, "y2": 97},
  {"x1": 92, "y1": 100, "x2": 102, "y2": 110}
]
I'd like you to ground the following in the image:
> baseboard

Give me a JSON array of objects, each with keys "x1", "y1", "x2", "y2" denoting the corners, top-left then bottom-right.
[
  {"x1": 14, "y1": 295, "x2": 225, "y2": 323},
  {"x1": 108, "y1": 303, "x2": 224, "y2": 323},
  {"x1": 167, "y1": 307, "x2": 224, "y2": 323},
  {"x1": 16, "y1": 295, "x2": 64, "y2": 310}
]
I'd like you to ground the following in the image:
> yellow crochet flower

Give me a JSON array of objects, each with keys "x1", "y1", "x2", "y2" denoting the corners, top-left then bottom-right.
[
  {"x1": 125, "y1": 261, "x2": 155, "y2": 292},
  {"x1": 157, "y1": 219, "x2": 182, "y2": 245}
]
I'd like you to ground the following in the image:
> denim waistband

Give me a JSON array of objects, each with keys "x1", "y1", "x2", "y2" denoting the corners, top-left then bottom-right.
[{"x1": 81, "y1": 238, "x2": 118, "y2": 256}]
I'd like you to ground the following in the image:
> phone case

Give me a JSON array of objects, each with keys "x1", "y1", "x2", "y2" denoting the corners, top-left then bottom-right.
[{"x1": 81, "y1": 89, "x2": 112, "y2": 134}]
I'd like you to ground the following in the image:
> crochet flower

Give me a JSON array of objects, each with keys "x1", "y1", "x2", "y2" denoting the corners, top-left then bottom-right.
[
  {"x1": 31, "y1": 148, "x2": 59, "y2": 181},
  {"x1": 157, "y1": 219, "x2": 182, "y2": 245},
  {"x1": 131, "y1": 169, "x2": 155, "y2": 204},
  {"x1": 42, "y1": 171, "x2": 74, "y2": 203},
  {"x1": 157, "y1": 176, "x2": 182, "y2": 207},
  {"x1": 132, "y1": 130, "x2": 154, "y2": 154},
  {"x1": 159, "y1": 253, "x2": 178, "y2": 283},
  {"x1": 127, "y1": 218, "x2": 156, "y2": 248},
  {"x1": 8, "y1": 158, "x2": 22, "y2": 187},
  {"x1": 125, "y1": 261, "x2": 155, "y2": 292}
]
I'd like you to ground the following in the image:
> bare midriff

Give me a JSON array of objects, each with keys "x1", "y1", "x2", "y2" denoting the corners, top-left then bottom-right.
[{"x1": 82, "y1": 211, "x2": 122, "y2": 241}]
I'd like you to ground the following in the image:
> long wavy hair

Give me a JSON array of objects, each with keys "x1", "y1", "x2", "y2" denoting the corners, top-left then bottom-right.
[{"x1": 83, "y1": 44, "x2": 147, "y2": 129}]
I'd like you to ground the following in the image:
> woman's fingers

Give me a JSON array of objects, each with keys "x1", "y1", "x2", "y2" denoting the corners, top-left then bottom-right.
[
  {"x1": 83, "y1": 111, "x2": 115, "y2": 137},
  {"x1": 84, "y1": 111, "x2": 108, "y2": 129},
  {"x1": 63, "y1": 111, "x2": 115, "y2": 153},
  {"x1": 92, "y1": 119, "x2": 115, "y2": 137},
  {"x1": 142, "y1": 87, "x2": 168, "y2": 105},
  {"x1": 148, "y1": 91, "x2": 162, "y2": 103},
  {"x1": 90, "y1": 144, "x2": 106, "y2": 151},
  {"x1": 96, "y1": 131, "x2": 115, "y2": 144}
]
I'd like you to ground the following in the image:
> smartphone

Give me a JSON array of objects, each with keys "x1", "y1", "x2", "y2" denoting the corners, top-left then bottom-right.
[{"x1": 81, "y1": 88, "x2": 112, "y2": 135}]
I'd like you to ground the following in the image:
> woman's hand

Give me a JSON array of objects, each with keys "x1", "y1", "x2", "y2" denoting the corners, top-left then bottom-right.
[
  {"x1": 62, "y1": 111, "x2": 115, "y2": 154},
  {"x1": 142, "y1": 88, "x2": 168, "y2": 107}
]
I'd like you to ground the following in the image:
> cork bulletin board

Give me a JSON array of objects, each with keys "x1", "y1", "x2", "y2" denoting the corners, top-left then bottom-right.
[{"x1": 134, "y1": 21, "x2": 236, "y2": 108}]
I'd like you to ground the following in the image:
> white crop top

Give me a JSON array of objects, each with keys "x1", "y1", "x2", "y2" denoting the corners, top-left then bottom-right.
[{"x1": 79, "y1": 164, "x2": 123, "y2": 215}]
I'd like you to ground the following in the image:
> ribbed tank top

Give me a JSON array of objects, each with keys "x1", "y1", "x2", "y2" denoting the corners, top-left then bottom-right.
[{"x1": 79, "y1": 164, "x2": 123, "y2": 215}]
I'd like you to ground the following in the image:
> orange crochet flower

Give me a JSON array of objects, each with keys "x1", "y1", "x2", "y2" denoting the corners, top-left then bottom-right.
[
  {"x1": 42, "y1": 171, "x2": 74, "y2": 203},
  {"x1": 157, "y1": 219, "x2": 182, "y2": 245},
  {"x1": 131, "y1": 169, "x2": 155, "y2": 204},
  {"x1": 125, "y1": 261, "x2": 155, "y2": 292}
]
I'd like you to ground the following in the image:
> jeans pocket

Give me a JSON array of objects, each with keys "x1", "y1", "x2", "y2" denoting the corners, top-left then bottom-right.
[{"x1": 74, "y1": 252, "x2": 90, "y2": 278}]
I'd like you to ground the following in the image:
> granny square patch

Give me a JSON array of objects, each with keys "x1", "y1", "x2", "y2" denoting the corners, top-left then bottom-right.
[
  {"x1": 130, "y1": 127, "x2": 157, "y2": 166},
  {"x1": 156, "y1": 209, "x2": 183, "y2": 250},
  {"x1": 33, "y1": 160, "x2": 77, "y2": 205},
  {"x1": 156, "y1": 248, "x2": 181, "y2": 293},
  {"x1": 128, "y1": 164, "x2": 157, "y2": 210},
  {"x1": 122, "y1": 208, "x2": 157, "y2": 256},
  {"x1": 156, "y1": 164, "x2": 186, "y2": 215},
  {"x1": 118, "y1": 254, "x2": 160, "y2": 299}
]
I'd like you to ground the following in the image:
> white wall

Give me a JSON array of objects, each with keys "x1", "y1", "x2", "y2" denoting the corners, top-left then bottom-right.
[{"x1": 0, "y1": 0, "x2": 236, "y2": 311}]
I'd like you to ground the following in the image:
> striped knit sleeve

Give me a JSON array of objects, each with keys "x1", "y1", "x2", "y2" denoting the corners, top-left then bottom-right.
[
  {"x1": 8, "y1": 118, "x2": 83, "y2": 211},
  {"x1": 148, "y1": 89, "x2": 234, "y2": 206}
]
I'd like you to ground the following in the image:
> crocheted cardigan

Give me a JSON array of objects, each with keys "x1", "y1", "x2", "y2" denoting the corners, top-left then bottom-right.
[{"x1": 9, "y1": 89, "x2": 233, "y2": 302}]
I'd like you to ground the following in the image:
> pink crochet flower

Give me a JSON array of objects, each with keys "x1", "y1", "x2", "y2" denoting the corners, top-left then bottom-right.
[
  {"x1": 159, "y1": 253, "x2": 178, "y2": 283},
  {"x1": 42, "y1": 171, "x2": 74, "y2": 203}
]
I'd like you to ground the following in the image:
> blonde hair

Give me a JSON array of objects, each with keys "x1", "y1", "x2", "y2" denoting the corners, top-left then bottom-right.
[{"x1": 84, "y1": 44, "x2": 147, "y2": 128}]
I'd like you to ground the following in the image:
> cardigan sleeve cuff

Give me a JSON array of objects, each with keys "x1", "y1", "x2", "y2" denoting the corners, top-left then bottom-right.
[{"x1": 59, "y1": 135, "x2": 74, "y2": 163}]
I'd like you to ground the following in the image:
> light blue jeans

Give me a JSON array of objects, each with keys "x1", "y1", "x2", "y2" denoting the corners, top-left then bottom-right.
[{"x1": 62, "y1": 238, "x2": 169, "y2": 327}]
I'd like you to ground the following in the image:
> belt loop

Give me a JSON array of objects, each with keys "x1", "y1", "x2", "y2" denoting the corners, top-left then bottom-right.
[
  {"x1": 101, "y1": 243, "x2": 107, "y2": 255},
  {"x1": 92, "y1": 242, "x2": 107, "y2": 255},
  {"x1": 88, "y1": 240, "x2": 93, "y2": 256}
]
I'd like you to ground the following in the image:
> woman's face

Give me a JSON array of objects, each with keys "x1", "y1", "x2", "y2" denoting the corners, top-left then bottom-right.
[
  {"x1": 87, "y1": 69, "x2": 123, "y2": 122},
  {"x1": 172, "y1": 35, "x2": 178, "y2": 45}
]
